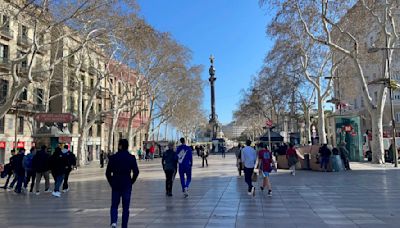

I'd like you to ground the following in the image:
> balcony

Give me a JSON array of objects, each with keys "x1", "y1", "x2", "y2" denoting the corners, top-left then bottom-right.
[
  {"x1": 80, "y1": 63, "x2": 88, "y2": 72},
  {"x1": 0, "y1": 57, "x2": 11, "y2": 71},
  {"x1": 69, "y1": 79, "x2": 79, "y2": 91},
  {"x1": 37, "y1": 43, "x2": 50, "y2": 54},
  {"x1": 17, "y1": 35, "x2": 32, "y2": 47},
  {"x1": 0, "y1": 27, "x2": 14, "y2": 40},
  {"x1": 32, "y1": 65, "x2": 47, "y2": 82},
  {"x1": 14, "y1": 102, "x2": 46, "y2": 113}
]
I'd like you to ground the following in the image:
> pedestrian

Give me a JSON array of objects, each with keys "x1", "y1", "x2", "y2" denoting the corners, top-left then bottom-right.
[
  {"x1": 100, "y1": 150, "x2": 105, "y2": 168},
  {"x1": 195, "y1": 145, "x2": 200, "y2": 158},
  {"x1": 33, "y1": 145, "x2": 50, "y2": 195},
  {"x1": 201, "y1": 145, "x2": 208, "y2": 167},
  {"x1": 12, "y1": 148, "x2": 25, "y2": 194},
  {"x1": 23, "y1": 147, "x2": 36, "y2": 193},
  {"x1": 258, "y1": 143, "x2": 274, "y2": 196},
  {"x1": 106, "y1": 139, "x2": 139, "y2": 228},
  {"x1": 235, "y1": 143, "x2": 243, "y2": 176},
  {"x1": 221, "y1": 146, "x2": 226, "y2": 158},
  {"x1": 339, "y1": 142, "x2": 351, "y2": 170},
  {"x1": 49, "y1": 147, "x2": 68, "y2": 197},
  {"x1": 286, "y1": 143, "x2": 298, "y2": 176},
  {"x1": 176, "y1": 138, "x2": 193, "y2": 198},
  {"x1": 145, "y1": 146, "x2": 150, "y2": 162},
  {"x1": 162, "y1": 142, "x2": 178, "y2": 197},
  {"x1": 137, "y1": 147, "x2": 143, "y2": 161},
  {"x1": 62, "y1": 145, "x2": 76, "y2": 193},
  {"x1": 241, "y1": 139, "x2": 257, "y2": 197},
  {"x1": 149, "y1": 144, "x2": 155, "y2": 160},
  {"x1": 1, "y1": 149, "x2": 16, "y2": 189},
  {"x1": 319, "y1": 144, "x2": 332, "y2": 172}
]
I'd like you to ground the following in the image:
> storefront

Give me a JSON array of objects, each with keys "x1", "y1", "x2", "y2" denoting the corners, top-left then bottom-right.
[{"x1": 335, "y1": 116, "x2": 363, "y2": 161}]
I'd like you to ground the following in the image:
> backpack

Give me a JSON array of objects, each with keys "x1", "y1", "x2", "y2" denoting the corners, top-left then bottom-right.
[{"x1": 23, "y1": 154, "x2": 33, "y2": 171}]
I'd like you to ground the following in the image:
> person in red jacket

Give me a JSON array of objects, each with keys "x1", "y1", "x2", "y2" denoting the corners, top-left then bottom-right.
[
  {"x1": 286, "y1": 143, "x2": 298, "y2": 176},
  {"x1": 149, "y1": 144, "x2": 155, "y2": 160},
  {"x1": 258, "y1": 143, "x2": 274, "y2": 196}
]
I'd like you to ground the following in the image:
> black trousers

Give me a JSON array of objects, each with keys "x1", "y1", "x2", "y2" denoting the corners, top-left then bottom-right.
[
  {"x1": 63, "y1": 169, "x2": 71, "y2": 190},
  {"x1": 164, "y1": 169, "x2": 175, "y2": 194},
  {"x1": 202, "y1": 156, "x2": 208, "y2": 167},
  {"x1": 24, "y1": 170, "x2": 36, "y2": 192}
]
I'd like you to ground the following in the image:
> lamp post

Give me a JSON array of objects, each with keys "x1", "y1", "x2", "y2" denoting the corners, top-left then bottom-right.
[
  {"x1": 368, "y1": 46, "x2": 400, "y2": 167},
  {"x1": 208, "y1": 55, "x2": 218, "y2": 140}
]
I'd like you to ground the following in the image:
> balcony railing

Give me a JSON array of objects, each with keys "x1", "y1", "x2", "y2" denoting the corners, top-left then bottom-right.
[
  {"x1": 17, "y1": 35, "x2": 32, "y2": 47},
  {"x1": 0, "y1": 27, "x2": 14, "y2": 40},
  {"x1": 17, "y1": 64, "x2": 29, "y2": 75},
  {"x1": 0, "y1": 57, "x2": 11, "y2": 71},
  {"x1": 37, "y1": 43, "x2": 50, "y2": 54},
  {"x1": 14, "y1": 102, "x2": 46, "y2": 113}
]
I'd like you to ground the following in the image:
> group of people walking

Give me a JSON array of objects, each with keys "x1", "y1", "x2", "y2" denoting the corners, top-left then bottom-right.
[{"x1": 1, "y1": 145, "x2": 76, "y2": 197}]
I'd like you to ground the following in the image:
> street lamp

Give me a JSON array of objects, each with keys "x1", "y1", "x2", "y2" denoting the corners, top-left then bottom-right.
[{"x1": 368, "y1": 46, "x2": 399, "y2": 167}]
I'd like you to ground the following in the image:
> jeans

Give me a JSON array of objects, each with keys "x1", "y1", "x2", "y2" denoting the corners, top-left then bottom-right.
[
  {"x1": 320, "y1": 157, "x2": 330, "y2": 170},
  {"x1": 110, "y1": 188, "x2": 132, "y2": 228},
  {"x1": 53, "y1": 174, "x2": 65, "y2": 192},
  {"x1": 244, "y1": 167, "x2": 254, "y2": 192},
  {"x1": 63, "y1": 170, "x2": 71, "y2": 190},
  {"x1": 35, "y1": 171, "x2": 50, "y2": 192},
  {"x1": 164, "y1": 169, "x2": 175, "y2": 194},
  {"x1": 24, "y1": 170, "x2": 36, "y2": 192},
  {"x1": 15, "y1": 173, "x2": 25, "y2": 193},
  {"x1": 179, "y1": 167, "x2": 192, "y2": 192}
]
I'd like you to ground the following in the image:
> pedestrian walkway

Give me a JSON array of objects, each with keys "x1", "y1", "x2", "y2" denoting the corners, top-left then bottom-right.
[{"x1": 1, "y1": 155, "x2": 400, "y2": 227}]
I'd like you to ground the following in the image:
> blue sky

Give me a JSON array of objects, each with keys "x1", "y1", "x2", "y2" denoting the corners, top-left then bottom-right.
[{"x1": 137, "y1": 0, "x2": 273, "y2": 125}]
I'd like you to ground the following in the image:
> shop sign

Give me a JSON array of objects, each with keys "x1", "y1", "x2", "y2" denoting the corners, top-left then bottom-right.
[{"x1": 0, "y1": 141, "x2": 6, "y2": 149}]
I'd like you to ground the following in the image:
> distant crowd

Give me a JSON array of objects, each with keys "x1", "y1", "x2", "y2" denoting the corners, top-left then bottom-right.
[{"x1": 1, "y1": 145, "x2": 76, "y2": 197}]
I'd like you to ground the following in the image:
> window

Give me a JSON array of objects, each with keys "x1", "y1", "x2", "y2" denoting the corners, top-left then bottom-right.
[
  {"x1": 98, "y1": 103, "x2": 102, "y2": 113},
  {"x1": 0, "y1": 116, "x2": 4, "y2": 134},
  {"x1": 19, "y1": 87, "x2": 27, "y2": 100},
  {"x1": 97, "y1": 124, "x2": 101, "y2": 137},
  {"x1": 36, "y1": 88, "x2": 43, "y2": 105},
  {"x1": 374, "y1": 91, "x2": 378, "y2": 103},
  {"x1": 396, "y1": 113, "x2": 400, "y2": 123},
  {"x1": 18, "y1": 116, "x2": 24, "y2": 135},
  {"x1": 133, "y1": 135, "x2": 137, "y2": 147},
  {"x1": 90, "y1": 78, "x2": 94, "y2": 89},
  {"x1": 361, "y1": 96, "x2": 364, "y2": 108},
  {"x1": 88, "y1": 127, "x2": 93, "y2": 137},
  {"x1": 0, "y1": 79, "x2": 8, "y2": 104},
  {"x1": 354, "y1": 98, "x2": 358, "y2": 109},
  {"x1": 69, "y1": 96, "x2": 74, "y2": 113},
  {"x1": 20, "y1": 24, "x2": 28, "y2": 37},
  {"x1": 18, "y1": 51, "x2": 27, "y2": 69},
  {"x1": 0, "y1": 44, "x2": 9, "y2": 60},
  {"x1": 1, "y1": 15, "x2": 10, "y2": 28}
]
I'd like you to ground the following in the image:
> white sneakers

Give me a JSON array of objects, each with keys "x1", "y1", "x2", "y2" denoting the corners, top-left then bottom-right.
[
  {"x1": 52, "y1": 191, "x2": 61, "y2": 197},
  {"x1": 35, "y1": 191, "x2": 40, "y2": 196},
  {"x1": 44, "y1": 189, "x2": 51, "y2": 193},
  {"x1": 111, "y1": 223, "x2": 117, "y2": 228},
  {"x1": 62, "y1": 188, "x2": 69, "y2": 193}
]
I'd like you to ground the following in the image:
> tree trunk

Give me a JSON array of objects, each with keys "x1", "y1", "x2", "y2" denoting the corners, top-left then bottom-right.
[
  {"x1": 371, "y1": 110, "x2": 385, "y2": 164},
  {"x1": 317, "y1": 92, "x2": 327, "y2": 144},
  {"x1": 305, "y1": 107, "x2": 311, "y2": 144},
  {"x1": 77, "y1": 129, "x2": 87, "y2": 166},
  {"x1": 107, "y1": 110, "x2": 119, "y2": 152}
]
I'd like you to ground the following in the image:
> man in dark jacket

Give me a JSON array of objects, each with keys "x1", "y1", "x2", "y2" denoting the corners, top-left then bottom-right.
[
  {"x1": 162, "y1": 142, "x2": 178, "y2": 197},
  {"x1": 62, "y1": 145, "x2": 76, "y2": 192},
  {"x1": 1, "y1": 149, "x2": 16, "y2": 189},
  {"x1": 339, "y1": 142, "x2": 351, "y2": 170},
  {"x1": 33, "y1": 145, "x2": 51, "y2": 195},
  {"x1": 49, "y1": 147, "x2": 68, "y2": 197},
  {"x1": 12, "y1": 148, "x2": 25, "y2": 193},
  {"x1": 106, "y1": 139, "x2": 139, "y2": 228},
  {"x1": 319, "y1": 144, "x2": 332, "y2": 172}
]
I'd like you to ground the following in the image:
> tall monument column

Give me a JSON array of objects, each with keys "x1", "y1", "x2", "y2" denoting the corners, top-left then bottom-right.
[{"x1": 208, "y1": 55, "x2": 218, "y2": 139}]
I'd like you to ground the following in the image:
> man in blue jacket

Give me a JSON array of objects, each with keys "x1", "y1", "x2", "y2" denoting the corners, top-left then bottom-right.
[
  {"x1": 106, "y1": 139, "x2": 139, "y2": 228},
  {"x1": 176, "y1": 138, "x2": 193, "y2": 198}
]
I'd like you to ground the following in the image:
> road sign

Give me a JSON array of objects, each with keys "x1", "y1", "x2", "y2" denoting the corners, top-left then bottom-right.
[
  {"x1": 34, "y1": 113, "x2": 75, "y2": 123},
  {"x1": 266, "y1": 119, "x2": 273, "y2": 128}
]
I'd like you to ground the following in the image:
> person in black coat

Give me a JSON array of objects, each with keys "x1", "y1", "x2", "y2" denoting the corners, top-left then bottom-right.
[
  {"x1": 33, "y1": 145, "x2": 50, "y2": 194},
  {"x1": 106, "y1": 139, "x2": 139, "y2": 228},
  {"x1": 1, "y1": 149, "x2": 16, "y2": 189},
  {"x1": 162, "y1": 142, "x2": 178, "y2": 197},
  {"x1": 49, "y1": 147, "x2": 68, "y2": 197},
  {"x1": 12, "y1": 149, "x2": 25, "y2": 193},
  {"x1": 62, "y1": 145, "x2": 76, "y2": 192}
]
